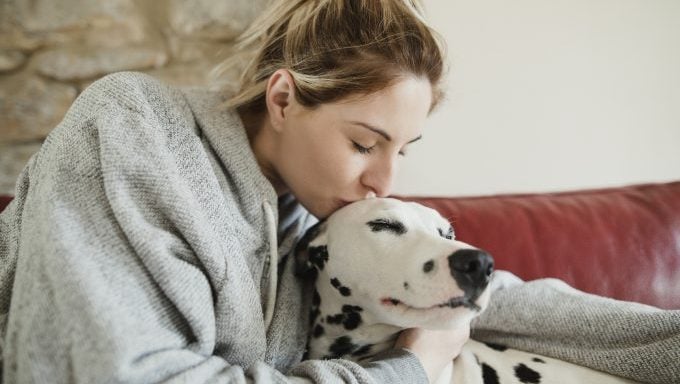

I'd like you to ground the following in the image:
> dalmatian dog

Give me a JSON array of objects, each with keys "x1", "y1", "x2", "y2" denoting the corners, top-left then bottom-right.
[{"x1": 295, "y1": 198, "x2": 639, "y2": 384}]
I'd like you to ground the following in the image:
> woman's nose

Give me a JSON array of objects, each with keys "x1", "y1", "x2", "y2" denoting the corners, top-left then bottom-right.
[{"x1": 361, "y1": 158, "x2": 396, "y2": 198}]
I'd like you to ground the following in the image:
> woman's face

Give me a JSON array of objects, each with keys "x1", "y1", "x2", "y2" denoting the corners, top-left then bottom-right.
[{"x1": 262, "y1": 71, "x2": 433, "y2": 218}]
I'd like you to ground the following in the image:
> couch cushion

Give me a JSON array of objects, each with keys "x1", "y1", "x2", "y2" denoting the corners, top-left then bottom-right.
[{"x1": 405, "y1": 181, "x2": 680, "y2": 309}]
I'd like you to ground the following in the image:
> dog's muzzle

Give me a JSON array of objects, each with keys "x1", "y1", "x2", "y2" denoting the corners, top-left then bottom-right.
[{"x1": 448, "y1": 249, "x2": 494, "y2": 302}]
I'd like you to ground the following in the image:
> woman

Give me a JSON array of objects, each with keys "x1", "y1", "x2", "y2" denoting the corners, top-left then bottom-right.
[{"x1": 0, "y1": 0, "x2": 466, "y2": 382}]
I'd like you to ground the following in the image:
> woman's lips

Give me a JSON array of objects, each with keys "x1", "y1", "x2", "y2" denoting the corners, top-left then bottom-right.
[{"x1": 334, "y1": 195, "x2": 371, "y2": 211}]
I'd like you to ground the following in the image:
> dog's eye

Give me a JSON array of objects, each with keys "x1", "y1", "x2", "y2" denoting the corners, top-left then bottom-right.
[
  {"x1": 423, "y1": 260, "x2": 435, "y2": 273},
  {"x1": 438, "y1": 227, "x2": 454, "y2": 240},
  {"x1": 367, "y1": 219, "x2": 407, "y2": 235}
]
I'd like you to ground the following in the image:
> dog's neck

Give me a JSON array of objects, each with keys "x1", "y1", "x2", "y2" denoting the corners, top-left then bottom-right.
[{"x1": 307, "y1": 273, "x2": 403, "y2": 361}]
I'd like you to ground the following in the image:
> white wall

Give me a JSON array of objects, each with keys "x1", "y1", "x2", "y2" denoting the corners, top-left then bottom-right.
[{"x1": 393, "y1": 0, "x2": 680, "y2": 197}]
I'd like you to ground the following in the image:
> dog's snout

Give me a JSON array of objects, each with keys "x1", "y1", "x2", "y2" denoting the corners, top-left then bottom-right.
[{"x1": 448, "y1": 249, "x2": 494, "y2": 299}]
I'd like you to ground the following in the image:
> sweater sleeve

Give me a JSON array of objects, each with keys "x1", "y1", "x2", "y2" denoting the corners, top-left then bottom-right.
[
  {"x1": 471, "y1": 272, "x2": 680, "y2": 384},
  {"x1": 0, "y1": 73, "x2": 428, "y2": 384}
]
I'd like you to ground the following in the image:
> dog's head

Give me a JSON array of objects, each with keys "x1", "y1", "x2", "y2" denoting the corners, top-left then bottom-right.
[{"x1": 295, "y1": 197, "x2": 494, "y2": 330}]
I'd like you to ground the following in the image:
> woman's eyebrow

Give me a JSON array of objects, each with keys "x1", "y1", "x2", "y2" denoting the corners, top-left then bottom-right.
[{"x1": 348, "y1": 121, "x2": 422, "y2": 144}]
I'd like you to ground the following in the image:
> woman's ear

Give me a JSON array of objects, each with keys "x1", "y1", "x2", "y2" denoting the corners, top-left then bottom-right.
[{"x1": 265, "y1": 69, "x2": 296, "y2": 133}]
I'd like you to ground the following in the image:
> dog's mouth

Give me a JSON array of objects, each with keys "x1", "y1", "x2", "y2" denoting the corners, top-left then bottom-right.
[{"x1": 380, "y1": 296, "x2": 482, "y2": 312}]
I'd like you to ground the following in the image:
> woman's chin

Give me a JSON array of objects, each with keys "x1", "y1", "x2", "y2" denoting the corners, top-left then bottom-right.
[{"x1": 309, "y1": 198, "x2": 351, "y2": 219}]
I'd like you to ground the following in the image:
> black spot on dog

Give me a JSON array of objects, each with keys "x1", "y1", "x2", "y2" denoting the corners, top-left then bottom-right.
[
  {"x1": 342, "y1": 310, "x2": 362, "y2": 330},
  {"x1": 481, "y1": 363, "x2": 500, "y2": 384},
  {"x1": 313, "y1": 324, "x2": 324, "y2": 338},
  {"x1": 309, "y1": 289, "x2": 321, "y2": 326},
  {"x1": 294, "y1": 219, "x2": 327, "y2": 279},
  {"x1": 532, "y1": 357, "x2": 546, "y2": 364},
  {"x1": 352, "y1": 344, "x2": 372, "y2": 357},
  {"x1": 325, "y1": 305, "x2": 363, "y2": 330},
  {"x1": 309, "y1": 308, "x2": 320, "y2": 326},
  {"x1": 343, "y1": 305, "x2": 362, "y2": 312},
  {"x1": 342, "y1": 305, "x2": 363, "y2": 330},
  {"x1": 367, "y1": 218, "x2": 407, "y2": 235},
  {"x1": 309, "y1": 246, "x2": 329, "y2": 271},
  {"x1": 423, "y1": 260, "x2": 434, "y2": 273},
  {"x1": 403, "y1": 281, "x2": 409, "y2": 290},
  {"x1": 514, "y1": 363, "x2": 541, "y2": 383},
  {"x1": 484, "y1": 342, "x2": 508, "y2": 351},
  {"x1": 390, "y1": 298, "x2": 400, "y2": 305},
  {"x1": 325, "y1": 336, "x2": 358, "y2": 359},
  {"x1": 330, "y1": 277, "x2": 352, "y2": 296}
]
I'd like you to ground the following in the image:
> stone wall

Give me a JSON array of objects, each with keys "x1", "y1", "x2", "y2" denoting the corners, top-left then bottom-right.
[{"x1": 0, "y1": 0, "x2": 266, "y2": 194}]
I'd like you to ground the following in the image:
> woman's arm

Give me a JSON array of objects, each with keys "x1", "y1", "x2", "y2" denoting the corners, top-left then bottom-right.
[{"x1": 472, "y1": 276, "x2": 680, "y2": 384}]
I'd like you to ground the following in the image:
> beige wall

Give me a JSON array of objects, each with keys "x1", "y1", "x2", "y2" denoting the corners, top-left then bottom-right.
[
  {"x1": 393, "y1": 0, "x2": 680, "y2": 196},
  {"x1": 2, "y1": 0, "x2": 678, "y2": 197}
]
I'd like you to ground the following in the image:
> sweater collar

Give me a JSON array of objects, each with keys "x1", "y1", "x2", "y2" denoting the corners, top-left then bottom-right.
[{"x1": 180, "y1": 88, "x2": 278, "y2": 211}]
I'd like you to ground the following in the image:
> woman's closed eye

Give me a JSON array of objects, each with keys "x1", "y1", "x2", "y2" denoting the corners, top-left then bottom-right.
[
  {"x1": 353, "y1": 141, "x2": 375, "y2": 154},
  {"x1": 353, "y1": 141, "x2": 408, "y2": 156}
]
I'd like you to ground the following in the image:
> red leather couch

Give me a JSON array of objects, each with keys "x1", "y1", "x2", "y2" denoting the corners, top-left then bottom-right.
[
  {"x1": 2, "y1": 181, "x2": 679, "y2": 309},
  {"x1": 405, "y1": 181, "x2": 680, "y2": 310}
]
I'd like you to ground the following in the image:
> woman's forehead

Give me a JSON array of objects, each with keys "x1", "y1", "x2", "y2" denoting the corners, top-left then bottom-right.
[
  {"x1": 320, "y1": 78, "x2": 432, "y2": 135},
  {"x1": 332, "y1": 77, "x2": 432, "y2": 111}
]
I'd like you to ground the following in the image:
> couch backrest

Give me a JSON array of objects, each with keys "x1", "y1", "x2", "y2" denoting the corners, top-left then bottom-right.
[
  {"x1": 405, "y1": 181, "x2": 680, "y2": 309},
  {"x1": 0, "y1": 195, "x2": 11, "y2": 213}
]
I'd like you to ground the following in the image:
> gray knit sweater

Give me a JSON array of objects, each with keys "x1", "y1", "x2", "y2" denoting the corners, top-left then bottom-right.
[
  {"x1": 1, "y1": 72, "x2": 679, "y2": 384},
  {"x1": 0, "y1": 72, "x2": 426, "y2": 383}
]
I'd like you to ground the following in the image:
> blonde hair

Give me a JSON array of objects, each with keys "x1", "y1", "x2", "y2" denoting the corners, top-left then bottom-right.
[{"x1": 219, "y1": 0, "x2": 446, "y2": 117}]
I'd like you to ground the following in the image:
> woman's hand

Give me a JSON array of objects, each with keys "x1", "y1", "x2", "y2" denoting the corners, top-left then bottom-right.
[{"x1": 395, "y1": 323, "x2": 470, "y2": 383}]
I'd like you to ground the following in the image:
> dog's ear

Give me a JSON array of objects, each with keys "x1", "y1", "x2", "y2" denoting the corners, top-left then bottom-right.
[{"x1": 294, "y1": 219, "x2": 329, "y2": 280}]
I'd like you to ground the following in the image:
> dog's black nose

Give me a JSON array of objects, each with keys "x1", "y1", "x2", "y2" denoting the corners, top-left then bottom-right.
[{"x1": 448, "y1": 249, "x2": 494, "y2": 300}]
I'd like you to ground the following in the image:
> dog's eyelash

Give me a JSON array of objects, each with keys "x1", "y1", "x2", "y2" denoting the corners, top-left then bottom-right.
[
  {"x1": 367, "y1": 219, "x2": 407, "y2": 235},
  {"x1": 438, "y1": 227, "x2": 454, "y2": 240}
]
